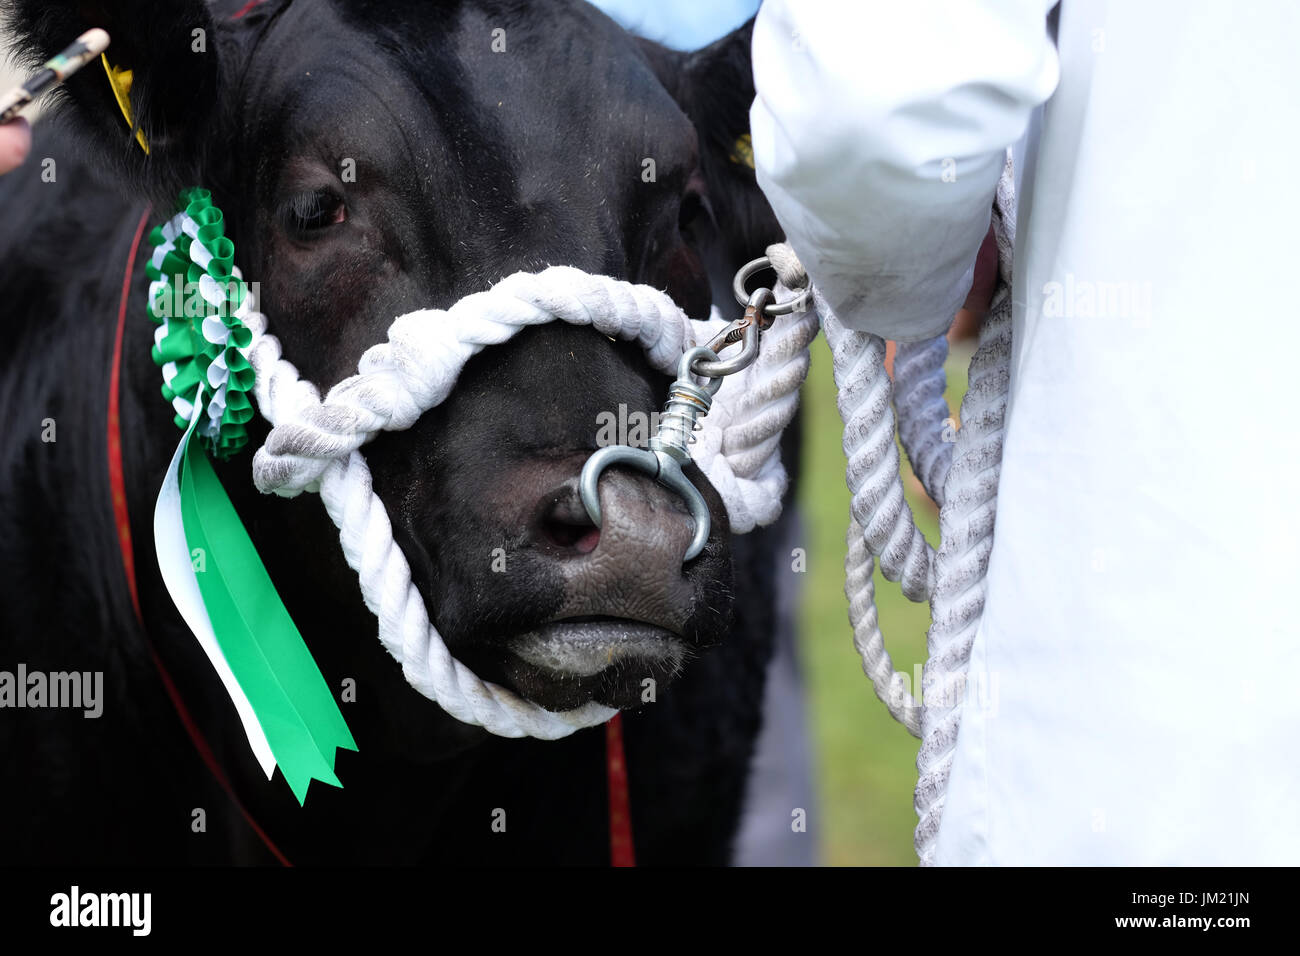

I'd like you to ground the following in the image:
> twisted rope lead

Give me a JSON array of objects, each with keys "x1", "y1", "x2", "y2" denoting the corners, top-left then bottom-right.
[
  {"x1": 769, "y1": 153, "x2": 1015, "y2": 862},
  {"x1": 894, "y1": 336, "x2": 954, "y2": 508},
  {"x1": 914, "y1": 164, "x2": 1015, "y2": 864},
  {"x1": 825, "y1": 314, "x2": 937, "y2": 602},
  {"x1": 240, "y1": 266, "x2": 814, "y2": 739},
  {"x1": 768, "y1": 245, "x2": 928, "y2": 734}
]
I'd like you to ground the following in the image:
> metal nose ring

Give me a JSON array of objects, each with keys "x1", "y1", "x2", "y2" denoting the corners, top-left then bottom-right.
[
  {"x1": 579, "y1": 347, "x2": 721, "y2": 563},
  {"x1": 578, "y1": 446, "x2": 713, "y2": 562}
]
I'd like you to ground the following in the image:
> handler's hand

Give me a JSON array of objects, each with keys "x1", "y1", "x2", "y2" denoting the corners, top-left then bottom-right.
[
  {"x1": 0, "y1": 118, "x2": 32, "y2": 175},
  {"x1": 963, "y1": 223, "x2": 999, "y2": 317}
]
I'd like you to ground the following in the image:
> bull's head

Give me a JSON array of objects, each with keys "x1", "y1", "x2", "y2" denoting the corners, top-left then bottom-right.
[{"x1": 5, "y1": 0, "x2": 782, "y2": 737}]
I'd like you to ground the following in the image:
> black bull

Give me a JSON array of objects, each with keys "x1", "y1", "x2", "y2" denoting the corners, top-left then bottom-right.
[{"x1": 0, "y1": 0, "x2": 804, "y2": 864}]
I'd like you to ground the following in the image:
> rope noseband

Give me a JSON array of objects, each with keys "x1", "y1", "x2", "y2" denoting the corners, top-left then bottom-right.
[{"x1": 243, "y1": 265, "x2": 817, "y2": 739}]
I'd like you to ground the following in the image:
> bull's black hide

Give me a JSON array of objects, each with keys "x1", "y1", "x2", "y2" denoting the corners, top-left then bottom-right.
[{"x1": 0, "y1": 0, "x2": 798, "y2": 865}]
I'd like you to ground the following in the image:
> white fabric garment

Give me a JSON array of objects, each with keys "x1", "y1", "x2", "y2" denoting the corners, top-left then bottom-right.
[{"x1": 752, "y1": 0, "x2": 1300, "y2": 864}]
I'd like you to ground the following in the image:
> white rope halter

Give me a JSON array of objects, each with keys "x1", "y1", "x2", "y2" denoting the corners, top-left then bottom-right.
[
  {"x1": 237, "y1": 144, "x2": 1009, "y2": 858},
  {"x1": 240, "y1": 266, "x2": 819, "y2": 739},
  {"x1": 770, "y1": 155, "x2": 1016, "y2": 864}
]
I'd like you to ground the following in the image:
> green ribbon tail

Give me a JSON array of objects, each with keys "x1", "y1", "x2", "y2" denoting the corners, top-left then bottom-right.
[{"x1": 179, "y1": 430, "x2": 358, "y2": 804}]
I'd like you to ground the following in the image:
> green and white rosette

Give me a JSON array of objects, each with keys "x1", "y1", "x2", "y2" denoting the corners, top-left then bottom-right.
[
  {"x1": 147, "y1": 187, "x2": 357, "y2": 804},
  {"x1": 147, "y1": 188, "x2": 255, "y2": 455}
]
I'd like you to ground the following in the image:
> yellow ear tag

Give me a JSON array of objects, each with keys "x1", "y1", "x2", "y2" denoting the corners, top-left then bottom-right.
[
  {"x1": 729, "y1": 133, "x2": 754, "y2": 170},
  {"x1": 101, "y1": 54, "x2": 150, "y2": 155}
]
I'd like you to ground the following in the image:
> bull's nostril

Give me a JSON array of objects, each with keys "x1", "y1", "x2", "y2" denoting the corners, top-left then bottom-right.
[
  {"x1": 534, "y1": 479, "x2": 604, "y2": 554},
  {"x1": 542, "y1": 515, "x2": 601, "y2": 554}
]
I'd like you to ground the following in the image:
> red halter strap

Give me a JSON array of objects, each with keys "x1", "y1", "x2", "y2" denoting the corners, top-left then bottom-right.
[{"x1": 605, "y1": 713, "x2": 636, "y2": 866}]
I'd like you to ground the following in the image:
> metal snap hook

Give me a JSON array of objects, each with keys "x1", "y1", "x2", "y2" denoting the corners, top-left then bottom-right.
[
  {"x1": 580, "y1": 346, "x2": 721, "y2": 562},
  {"x1": 580, "y1": 257, "x2": 808, "y2": 567},
  {"x1": 693, "y1": 289, "x2": 770, "y2": 378}
]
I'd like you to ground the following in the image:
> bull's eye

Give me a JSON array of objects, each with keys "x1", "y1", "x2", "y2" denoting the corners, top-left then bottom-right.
[{"x1": 281, "y1": 188, "x2": 347, "y2": 236}]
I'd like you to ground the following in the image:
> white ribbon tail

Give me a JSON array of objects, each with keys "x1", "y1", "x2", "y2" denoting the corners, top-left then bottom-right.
[{"x1": 152, "y1": 392, "x2": 276, "y2": 779}]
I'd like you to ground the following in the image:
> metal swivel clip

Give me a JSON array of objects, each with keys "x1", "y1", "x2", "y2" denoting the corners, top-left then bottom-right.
[{"x1": 579, "y1": 256, "x2": 810, "y2": 562}]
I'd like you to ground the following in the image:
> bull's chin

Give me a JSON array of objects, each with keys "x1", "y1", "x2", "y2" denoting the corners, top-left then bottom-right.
[{"x1": 498, "y1": 618, "x2": 689, "y2": 712}]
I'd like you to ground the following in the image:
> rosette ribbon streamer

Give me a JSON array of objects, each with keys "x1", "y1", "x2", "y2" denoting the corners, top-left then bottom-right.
[{"x1": 148, "y1": 188, "x2": 356, "y2": 804}]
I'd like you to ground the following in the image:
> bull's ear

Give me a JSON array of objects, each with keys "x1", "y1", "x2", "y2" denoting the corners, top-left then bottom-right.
[
  {"x1": 640, "y1": 19, "x2": 783, "y2": 298},
  {"x1": 1, "y1": 0, "x2": 223, "y2": 198}
]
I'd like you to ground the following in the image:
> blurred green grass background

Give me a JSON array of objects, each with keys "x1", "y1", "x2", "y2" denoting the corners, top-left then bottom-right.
[{"x1": 795, "y1": 335, "x2": 971, "y2": 866}]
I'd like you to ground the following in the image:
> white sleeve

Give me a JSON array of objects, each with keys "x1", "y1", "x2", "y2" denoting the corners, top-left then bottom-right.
[{"x1": 749, "y1": 0, "x2": 1060, "y2": 339}]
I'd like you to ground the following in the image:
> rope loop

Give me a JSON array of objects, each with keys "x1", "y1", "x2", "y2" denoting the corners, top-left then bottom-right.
[{"x1": 240, "y1": 267, "x2": 815, "y2": 738}]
